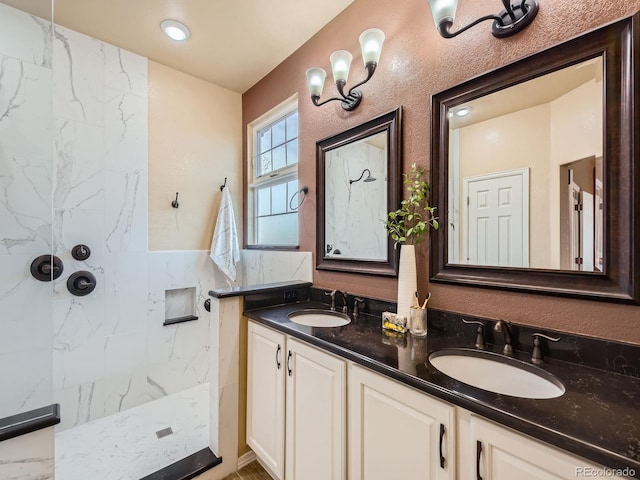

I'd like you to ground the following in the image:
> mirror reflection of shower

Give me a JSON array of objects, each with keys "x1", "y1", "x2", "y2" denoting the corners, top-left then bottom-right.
[{"x1": 349, "y1": 168, "x2": 377, "y2": 184}]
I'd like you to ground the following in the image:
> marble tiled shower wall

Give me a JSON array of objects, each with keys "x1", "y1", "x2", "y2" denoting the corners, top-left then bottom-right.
[
  {"x1": 0, "y1": 8, "x2": 223, "y2": 432},
  {"x1": 50, "y1": 25, "x2": 237, "y2": 431},
  {"x1": 51, "y1": 24, "x2": 150, "y2": 431},
  {"x1": 1, "y1": 2, "x2": 314, "y2": 438},
  {"x1": 0, "y1": 3, "x2": 54, "y2": 420}
]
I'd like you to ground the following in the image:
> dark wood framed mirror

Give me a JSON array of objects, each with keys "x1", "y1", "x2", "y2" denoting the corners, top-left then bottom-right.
[
  {"x1": 316, "y1": 108, "x2": 402, "y2": 276},
  {"x1": 430, "y1": 13, "x2": 639, "y2": 303}
]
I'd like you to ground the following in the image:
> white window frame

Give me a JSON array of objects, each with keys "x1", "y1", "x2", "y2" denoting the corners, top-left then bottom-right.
[{"x1": 246, "y1": 94, "x2": 299, "y2": 247}]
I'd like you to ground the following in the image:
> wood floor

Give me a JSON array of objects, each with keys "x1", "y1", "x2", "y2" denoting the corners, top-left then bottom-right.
[{"x1": 221, "y1": 461, "x2": 272, "y2": 480}]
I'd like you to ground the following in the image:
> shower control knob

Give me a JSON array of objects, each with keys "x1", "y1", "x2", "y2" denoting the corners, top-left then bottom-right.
[
  {"x1": 67, "y1": 271, "x2": 97, "y2": 296},
  {"x1": 71, "y1": 244, "x2": 91, "y2": 261},
  {"x1": 30, "y1": 255, "x2": 64, "y2": 282}
]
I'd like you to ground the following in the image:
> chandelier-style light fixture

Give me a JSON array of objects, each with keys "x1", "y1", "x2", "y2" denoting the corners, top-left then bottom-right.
[{"x1": 305, "y1": 28, "x2": 385, "y2": 111}]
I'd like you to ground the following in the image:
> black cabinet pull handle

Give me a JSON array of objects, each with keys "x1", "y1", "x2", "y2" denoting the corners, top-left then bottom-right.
[
  {"x1": 439, "y1": 423, "x2": 446, "y2": 469},
  {"x1": 476, "y1": 440, "x2": 483, "y2": 480},
  {"x1": 276, "y1": 344, "x2": 282, "y2": 369},
  {"x1": 287, "y1": 350, "x2": 293, "y2": 376}
]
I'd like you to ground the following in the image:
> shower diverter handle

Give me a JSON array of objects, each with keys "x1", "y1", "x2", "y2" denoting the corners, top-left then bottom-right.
[{"x1": 67, "y1": 271, "x2": 97, "y2": 296}]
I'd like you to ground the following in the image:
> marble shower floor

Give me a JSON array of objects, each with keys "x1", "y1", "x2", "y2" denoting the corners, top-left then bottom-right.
[{"x1": 55, "y1": 383, "x2": 210, "y2": 480}]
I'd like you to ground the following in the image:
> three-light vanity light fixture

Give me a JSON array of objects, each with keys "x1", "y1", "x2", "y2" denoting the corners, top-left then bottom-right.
[
  {"x1": 426, "y1": 0, "x2": 539, "y2": 38},
  {"x1": 305, "y1": 28, "x2": 385, "y2": 111}
]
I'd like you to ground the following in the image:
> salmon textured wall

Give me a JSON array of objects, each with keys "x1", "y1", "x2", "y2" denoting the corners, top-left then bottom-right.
[{"x1": 242, "y1": 0, "x2": 640, "y2": 344}]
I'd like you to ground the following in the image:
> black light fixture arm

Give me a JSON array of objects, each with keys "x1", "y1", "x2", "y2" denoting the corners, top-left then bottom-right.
[
  {"x1": 310, "y1": 95, "x2": 339, "y2": 107},
  {"x1": 347, "y1": 62, "x2": 377, "y2": 97},
  {"x1": 437, "y1": 14, "x2": 501, "y2": 38},
  {"x1": 311, "y1": 88, "x2": 361, "y2": 111},
  {"x1": 311, "y1": 62, "x2": 378, "y2": 111},
  {"x1": 436, "y1": 0, "x2": 538, "y2": 39}
]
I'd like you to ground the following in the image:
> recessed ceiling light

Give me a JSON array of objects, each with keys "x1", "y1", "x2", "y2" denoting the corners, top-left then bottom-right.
[
  {"x1": 455, "y1": 106, "x2": 472, "y2": 117},
  {"x1": 161, "y1": 19, "x2": 190, "y2": 42}
]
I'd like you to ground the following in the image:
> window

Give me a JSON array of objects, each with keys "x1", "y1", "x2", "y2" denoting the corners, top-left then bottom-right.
[{"x1": 247, "y1": 96, "x2": 299, "y2": 247}]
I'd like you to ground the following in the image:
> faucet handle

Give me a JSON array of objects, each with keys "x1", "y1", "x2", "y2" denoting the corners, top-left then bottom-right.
[
  {"x1": 531, "y1": 333, "x2": 561, "y2": 365},
  {"x1": 325, "y1": 289, "x2": 337, "y2": 311},
  {"x1": 462, "y1": 319, "x2": 486, "y2": 350},
  {"x1": 353, "y1": 297, "x2": 365, "y2": 316}
]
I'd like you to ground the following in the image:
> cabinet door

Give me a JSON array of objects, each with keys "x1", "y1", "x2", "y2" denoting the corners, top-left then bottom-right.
[
  {"x1": 285, "y1": 337, "x2": 346, "y2": 480},
  {"x1": 471, "y1": 415, "x2": 619, "y2": 480},
  {"x1": 246, "y1": 322, "x2": 286, "y2": 480},
  {"x1": 348, "y1": 364, "x2": 456, "y2": 480}
]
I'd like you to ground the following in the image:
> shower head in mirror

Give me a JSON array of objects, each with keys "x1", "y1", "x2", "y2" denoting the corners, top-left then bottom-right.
[{"x1": 350, "y1": 168, "x2": 376, "y2": 184}]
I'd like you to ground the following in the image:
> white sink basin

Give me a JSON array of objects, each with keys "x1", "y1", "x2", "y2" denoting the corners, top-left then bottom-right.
[
  {"x1": 287, "y1": 309, "x2": 351, "y2": 328},
  {"x1": 429, "y1": 348, "x2": 565, "y2": 399}
]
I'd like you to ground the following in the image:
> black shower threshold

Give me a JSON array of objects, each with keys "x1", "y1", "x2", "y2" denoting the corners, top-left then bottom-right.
[
  {"x1": 140, "y1": 447, "x2": 222, "y2": 480},
  {"x1": 0, "y1": 404, "x2": 60, "y2": 442}
]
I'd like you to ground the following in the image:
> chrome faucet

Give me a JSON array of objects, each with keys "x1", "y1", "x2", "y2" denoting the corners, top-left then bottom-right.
[
  {"x1": 339, "y1": 291, "x2": 348, "y2": 314},
  {"x1": 325, "y1": 289, "x2": 337, "y2": 311},
  {"x1": 353, "y1": 297, "x2": 365, "y2": 318},
  {"x1": 324, "y1": 289, "x2": 349, "y2": 313},
  {"x1": 494, "y1": 320, "x2": 514, "y2": 356}
]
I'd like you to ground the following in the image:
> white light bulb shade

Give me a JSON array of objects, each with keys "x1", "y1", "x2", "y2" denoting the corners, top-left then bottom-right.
[
  {"x1": 305, "y1": 67, "x2": 327, "y2": 97},
  {"x1": 329, "y1": 50, "x2": 353, "y2": 83},
  {"x1": 427, "y1": 0, "x2": 458, "y2": 26},
  {"x1": 161, "y1": 19, "x2": 190, "y2": 41},
  {"x1": 359, "y1": 28, "x2": 385, "y2": 65}
]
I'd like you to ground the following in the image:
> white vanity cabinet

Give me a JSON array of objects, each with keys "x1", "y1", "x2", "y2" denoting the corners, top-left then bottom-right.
[
  {"x1": 468, "y1": 415, "x2": 622, "y2": 480},
  {"x1": 285, "y1": 337, "x2": 346, "y2": 480},
  {"x1": 348, "y1": 364, "x2": 456, "y2": 480},
  {"x1": 246, "y1": 321, "x2": 286, "y2": 479},
  {"x1": 248, "y1": 320, "x2": 627, "y2": 480},
  {"x1": 246, "y1": 321, "x2": 346, "y2": 480}
]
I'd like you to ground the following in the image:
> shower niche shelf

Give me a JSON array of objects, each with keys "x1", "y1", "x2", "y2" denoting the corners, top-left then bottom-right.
[{"x1": 163, "y1": 287, "x2": 199, "y2": 326}]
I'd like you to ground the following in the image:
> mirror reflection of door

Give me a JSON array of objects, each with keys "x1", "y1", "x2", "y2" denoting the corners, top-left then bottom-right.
[
  {"x1": 560, "y1": 158, "x2": 603, "y2": 272},
  {"x1": 463, "y1": 169, "x2": 529, "y2": 267},
  {"x1": 447, "y1": 56, "x2": 604, "y2": 272}
]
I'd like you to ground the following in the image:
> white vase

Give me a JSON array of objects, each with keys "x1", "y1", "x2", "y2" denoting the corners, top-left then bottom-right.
[{"x1": 397, "y1": 244, "x2": 417, "y2": 320}]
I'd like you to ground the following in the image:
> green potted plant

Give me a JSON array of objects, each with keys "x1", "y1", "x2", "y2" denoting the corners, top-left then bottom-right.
[
  {"x1": 385, "y1": 163, "x2": 439, "y2": 245},
  {"x1": 385, "y1": 163, "x2": 438, "y2": 319}
]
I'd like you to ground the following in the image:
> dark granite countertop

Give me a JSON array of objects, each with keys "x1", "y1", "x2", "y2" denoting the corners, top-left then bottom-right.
[{"x1": 244, "y1": 300, "x2": 640, "y2": 476}]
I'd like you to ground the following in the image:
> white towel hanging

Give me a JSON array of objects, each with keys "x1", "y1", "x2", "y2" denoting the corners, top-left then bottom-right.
[{"x1": 210, "y1": 187, "x2": 240, "y2": 282}]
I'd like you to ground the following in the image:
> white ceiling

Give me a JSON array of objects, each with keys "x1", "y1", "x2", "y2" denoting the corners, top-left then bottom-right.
[
  {"x1": 449, "y1": 57, "x2": 603, "y2": 129},
  {"x1": 5, "y1": 0, "x2": 355, "y2": 93}
]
